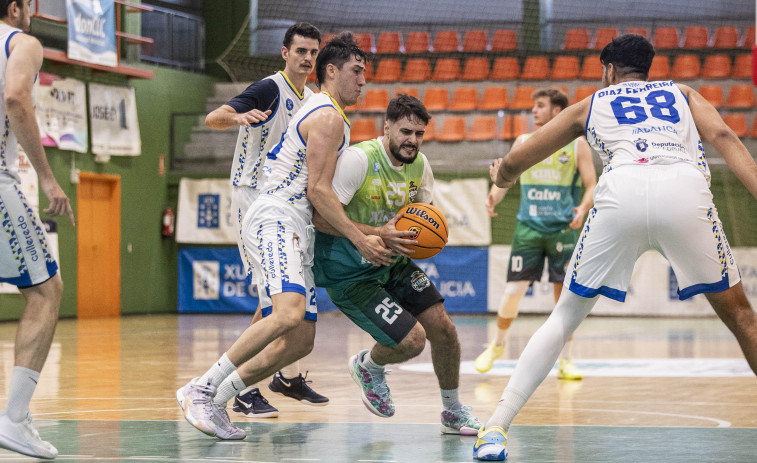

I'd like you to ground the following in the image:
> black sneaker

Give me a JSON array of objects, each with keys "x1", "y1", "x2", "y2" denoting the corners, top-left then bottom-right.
[
  {"x1": 232, "y1": 387, "x2": 279, "y2": 418},
  {"x1": 268, "y1": 371, "x2": 329, "y2": 406}
]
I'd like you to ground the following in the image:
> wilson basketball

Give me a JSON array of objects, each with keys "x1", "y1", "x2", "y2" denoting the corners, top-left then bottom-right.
[{"x1": 395, "y1": 203, "x2": 448, "y2": 260}]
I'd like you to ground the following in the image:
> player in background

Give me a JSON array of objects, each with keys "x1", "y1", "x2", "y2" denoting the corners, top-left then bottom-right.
[
  {"x1": 203, "y1": 22, "x2": 327, "y2": 419},
  {"x1": 178, "y1": 32, "x2": 389, "y2": 440},
  {"x1": 474, "y1": 88, "x2": 596, "y2": 379},
  {"x1": 0, "y1": 0, "x2": 75, "y2": 459},
  {"x1": 473, "y1": 34, "x2": 757, "y2": 461},
  {"x1": 312, "y1": 95, "x2": 482, "y2": 435}
]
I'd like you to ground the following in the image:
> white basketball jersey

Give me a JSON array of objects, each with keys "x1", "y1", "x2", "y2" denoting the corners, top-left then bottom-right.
[
  {"x1": 0, "y1": 23, "x2": 25, "y2": 182},
  {"x1": 586, "y1": 80, "x2": 710, "y2": 183},
  {"x1": 259, "y1": 91, "x2": 351, "y2": 222},
  {"x1": 230, "y1": 71, "x2": 313, "y2": 188}
]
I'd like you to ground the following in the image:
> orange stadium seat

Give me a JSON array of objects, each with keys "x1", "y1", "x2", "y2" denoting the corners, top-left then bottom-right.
[
  {"x1": 491, "y1": 29, "x2": 518, "y2": 51},
  {"x1": 436, "y1": 117, "x2": 466, "y2": 142},
  {"x1": 683, "y1": 27, "x2": 709, "y2": 48},
  {"x1": 579, "y1": 54, "x2": 603, "y2": 80},
  {"x1": 350, "y1": 118, "x2": 378, "y2": 143},
  {"x1": 512, "y1": 114, "x2": 530, "y2": 138},
  {"x1": 713, "y1": 27, "x2": 739, "y2": 49},
  {"x1": 573, "y1": 86, "x2": 598, "y2": 104},
  {"x1": 401, "y1": 59, "x2": 431, "y2": 82},
  {"x1": 563, "y1": 28, "x2": 590, "y2": 50},
  {"x1": 723, "y1": 113, "x2": 747, "y2": 137},
  {"x1": 432, "y1": 58, "x2": 461, "y2": 81},
  {"x1": 648, "y1": 56, "x2": 670, "y2": 80},
  {"x1": 520, "y1": 56, "x2": 549, "y2": 80},
  {"x1": 449, "y1": 87, "x2": 479, "y2": 111},
  {"x1": 423, "y1": 119, "x2": 436, "y2": 141},
  {"x1": 732, "y1": 54, "x2": 752, "y2": 79},
  {"x1": 372, "y1": 59, "x2": 401, "y2": 83},
  {"x1": 404, "y1": 31, "x2": 430, "y2": 53},
  {"x1": 433, "y1": 30, "x2": 460, "y2": 52},
  {"x1": 394, "y1": 87, "x2": 419, "y2": 99},
  {"x1": 744, "y1": 26, "x2": 755, "y2": 48},
  {"x1": 354, "y1": 33, "x2": 374, "y2": 52},
  {"x1": 462, "y1": 57, "x2": 490, "y2": 81},
  {"x1": 511, "y1": 86, "x2": 537, "y2": 110},
  {"x1": 625, "y1": 27, "x2": 648, "y2": 38},
  {"x1": 671, "y1": 55, "x2": 701, "y2": 79},
  {"x1": 550, "y1": 56, "x2": 580, "y2": 80},
  {"x1": 463, "y1": 30, "x2": 488, "y2": 52},
  {"x1": 698, "y1": 85, "x2": 723, "y2": 107},
  {"x1": 499, "y1": 116, "x2": 513, "y2": 140},
  {"x1": 751, "y1": 115, "x2": 757, "y2": 138},
  {"x1": 467, "y1": 116, "x2": 497, "y2": 141},
  {"x1": 479, "y1": 87, "x2": 509, "y2": 111},
  {"x1": 376, "y1": 32, "x2": 401, "y2": 54},
  {"x1": 653, "y1": 27, "x2": 680, "y2": 48},
  {"x1": 701, "y1": 55, "x2": 732, "y2": 79},
  {"x1": 725, "y1": 85, "x2": 755, "y2": 108},
  {"x1": 593, "y1": 28, "x2": 618, "y2": 50},
  {"x1": 490, "y1": 57, "x2": 520, "y2": 80},
  {"x1": 422, "y1": 87, "x2": 449, "y2": 111},
  {"x1": 362, "y1": 89, "x2": 389, "y2": 112}
]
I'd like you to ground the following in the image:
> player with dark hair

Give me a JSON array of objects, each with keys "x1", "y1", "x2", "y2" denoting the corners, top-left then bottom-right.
[
  {"x1": 474, "y1": 87, "x2": 596, "y2": 379},
  {"x1": 473, "y1": 33, "x2": 757, "y2": 461},
  {"x1": 312, "y1": 94, "x2": 482, "y2": 434}
]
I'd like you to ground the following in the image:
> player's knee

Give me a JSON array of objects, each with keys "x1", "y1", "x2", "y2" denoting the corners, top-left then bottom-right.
[
  {"x1": 398, "y1": 323, "x2": 426, "y2": 358},
  {"x1": 431, "y1": 318, "x2": 459, "y2": 348},
  {"x1": 269, "y1": 308, "x2": 305, "y2": 334}
]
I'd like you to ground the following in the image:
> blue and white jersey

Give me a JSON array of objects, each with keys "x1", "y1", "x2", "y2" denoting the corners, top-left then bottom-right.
[
  {"x1": 229, "y1": 71, "x2": 313, "y2": 188},
  {"x1": 258, "y1": 91, "x2": 351, "y2": 223},
  {"x1": 0, "y1": 23, "x2": 28, "y2": 183},
  {"x1": 586, "y1": 80, "x2": 710, "y2": 183}
]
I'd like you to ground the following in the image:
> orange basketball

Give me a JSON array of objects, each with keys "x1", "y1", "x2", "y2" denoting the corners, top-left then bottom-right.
[{"x1": 395, "y1": 203, "x2": 448, "y2": 260}]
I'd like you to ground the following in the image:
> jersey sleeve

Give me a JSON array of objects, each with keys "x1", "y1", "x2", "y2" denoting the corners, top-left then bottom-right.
[
  {"x1": 226, "y1": 79, "x2": 280, "y2": 114},
  {"x1": 332, "y1": 147, "x2": 369, "y2": 205},
  {"x1": 417, "y1": 154, "x2": 435, "y2": 203}
]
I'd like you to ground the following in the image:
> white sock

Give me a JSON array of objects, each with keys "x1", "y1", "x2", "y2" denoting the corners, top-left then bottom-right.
[
  {"x1": 5, "y1": 366, "x2": 40, "y2": 422},
  {"x1": 441, "y1": 388, "x2": 461, "y2": 410},
  {"x1": 198, "y1": 353, "x2": 237, "y2": 388},
  {"x1": 240, "y1": 384, "x2": 259, "y2": 395},
  {"x1": 279, "y1": 361, "x2": 300, "y2": 379},
  {"x1": 488, "y1": 387, "x2": 529, "y2": 432},
  {"x1": 361, "y1": 351, "x2": 384, "y2": 370},
  {"x1": 213, "y1": 371, "x2": 247, "y2": 406}
]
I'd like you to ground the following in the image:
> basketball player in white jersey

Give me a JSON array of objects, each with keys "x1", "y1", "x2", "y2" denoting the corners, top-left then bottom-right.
[
  {"x1": 473, "y1": 34, "x2": 757, "y2": 461},
  {"x1": 178, "y1": 33, "x2": 390, "y2": 440},
  {"x1": 0, "y1": 0, "x2": 75, "y2": 459},
  {"x1": 202, "y1": 23, "x2": 328, "y2": 419}
]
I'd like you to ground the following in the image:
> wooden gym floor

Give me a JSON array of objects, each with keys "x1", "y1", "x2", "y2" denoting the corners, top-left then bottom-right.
[{"x1": 0, "y1": 312, "x2": 755, "y2": 462}]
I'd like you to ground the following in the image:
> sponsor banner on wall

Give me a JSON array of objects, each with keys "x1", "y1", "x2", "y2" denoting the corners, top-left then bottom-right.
[
  {"x1": 88, "y1": 83, "x2": 141, "y2": 157},
  {"x1": 36, "y1": 74, "x2": 88, "y2": 153},
  {"x1": 433, "y1": 178, "x2": 491, "y2": 246},
  {"x1": 66, "y1": 0, "x2": 117, "y2": 67},
  {"x1": 176, "y1": 179, "x2": 236, "y2": 244},
  {"x1": 416, "y1": 246, "x2": 488, "y2": 312}
]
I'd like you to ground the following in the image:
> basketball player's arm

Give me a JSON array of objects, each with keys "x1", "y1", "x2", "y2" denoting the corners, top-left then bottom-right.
[
  {"x1": 205, "y1": 80, "x2": 278, "y2": 129},
  {"x1": 304, "y1": 109, "x2": 394, "y2": 266},
  {"x1": 205, "y1": 105, "x2": 271, "y2": 129},
  {"x1": 492, "y1": 101, "x2": 588, "y2": 189},
  {"x1": 679, "y1": 84, "x2": 757, "y2": 199},
  {"x1": 486, "y1": 135, "x2": 524, "y2": 216},
  {"x1": 5, "y1": 34, "x2": 74, "y2": 225},
  {"x1": 569, "y1": 137, "x2": 597, "y2": 229}
]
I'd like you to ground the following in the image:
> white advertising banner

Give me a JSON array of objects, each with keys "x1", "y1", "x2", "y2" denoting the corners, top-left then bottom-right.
[
  {"x1": 176, "y1": 178, "x2": 236, "y2": 244},
  {"x1": 433, "y1": 178, "x2": 491, "y2": 246},
  {"x1": 488, "y1": 246, "x2": 757, "y2": 317},
  {"x1": 66, "y1": 0, "x2": 117, "y2": 67},
  {"x1": 36, "y1": 75, "x2": 88, "y2": 153},
  {"x1": 88, "y1": 83, "x2": 141, "y2": 157}
]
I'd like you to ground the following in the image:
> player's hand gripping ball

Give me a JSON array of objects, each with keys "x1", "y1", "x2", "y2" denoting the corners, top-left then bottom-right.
[{"x1": 395, "y1": 203, "x2": 448, "y2": 259}]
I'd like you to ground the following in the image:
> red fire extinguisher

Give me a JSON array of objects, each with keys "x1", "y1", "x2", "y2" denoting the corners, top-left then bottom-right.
[{"x1": 162, "y1": 207, "x2": 175, "y2": 237}]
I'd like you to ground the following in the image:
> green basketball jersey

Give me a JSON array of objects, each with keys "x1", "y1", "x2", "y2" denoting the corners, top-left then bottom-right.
[
  {"x1": 314, "y1": 139, "x2": 426, "y2": 288},
  {"x1": 516, "y1": 135, "x2": 582, "y2": 233}
]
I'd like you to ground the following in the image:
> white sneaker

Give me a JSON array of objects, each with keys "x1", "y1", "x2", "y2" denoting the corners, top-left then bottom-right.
[
  {"x1": 210, "y1": 404, "x2": 246, "y2": 440},
  {"x1": 182, "y1": 381, "x2": 245, "y2": 440},
  {"x1": 0, "y1": 412, "x2": 58, "y2": 459},
  {"x1": 176, "y1": 377, "x2": 199, "y2": 411}
]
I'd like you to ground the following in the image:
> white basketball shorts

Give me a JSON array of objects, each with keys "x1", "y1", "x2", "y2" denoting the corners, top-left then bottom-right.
[
  {"x1": 0, "y1": 179, "x2": 58, "y2": 288},
  {"x1": 242, "y1": 199, "x2": 316, "y2": 321},
  {"x1": 231, "y1": 185, "x2": 260, "y2": 280},
  {"x1": 567, "y1": 163, "x2": 740, "y2": 302}
]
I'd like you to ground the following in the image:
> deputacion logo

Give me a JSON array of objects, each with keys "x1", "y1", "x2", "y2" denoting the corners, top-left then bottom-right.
[{"x1": 635, "y1": 138, "x2": 648, "y2": 152}]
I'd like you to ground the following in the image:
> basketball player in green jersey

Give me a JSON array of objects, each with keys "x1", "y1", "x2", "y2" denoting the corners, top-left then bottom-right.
[
  {"x1": 475, "y1": 88, "x2": 596, "y2": 379},
  {"x1": 312, "y1": 95, "x2": 482, "y2": 435}
]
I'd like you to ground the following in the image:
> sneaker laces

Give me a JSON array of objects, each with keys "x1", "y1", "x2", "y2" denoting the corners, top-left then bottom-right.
[
  {"x1": 22, "y1": 414, "x2": 41, "y2": 440},
  {"x1": 366, "y1": 368, "x2": 392, "y2": 397},
  {"x1": 249, "y1": 388, "x2": 271, "y2": 405},
  {"x1": 456, "y1": 405, "x2": 477, "y2": 424},
  {"x1": 189, "y1": 383, "x2": 215, "y2": 415}
]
